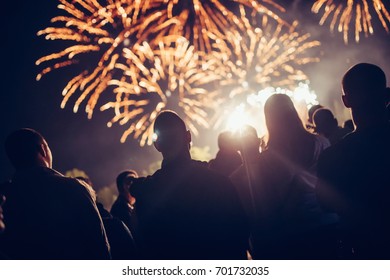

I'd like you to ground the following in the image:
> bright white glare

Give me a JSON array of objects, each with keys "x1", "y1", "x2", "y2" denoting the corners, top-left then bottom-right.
[
  {"x1": 225, "y1": 103, "x2": 250, "y2": 132},
  {"x1": 290, "y1": 82, "x2": 319, "y2": 109},
  {"x1": 247, "y1": 81, "x2": 318, "y2": 109},
  {"x1": 223, "y1": 82, "x2": 319, "y2": 137},
  {"x1": 247, "y1": 87, "x2": 275, "y2": 106}
]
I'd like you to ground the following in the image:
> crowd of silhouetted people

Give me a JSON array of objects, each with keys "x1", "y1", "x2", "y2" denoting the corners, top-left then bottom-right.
[{"x1": 0, "y1": 62, "x2": 389, "y2": 260}]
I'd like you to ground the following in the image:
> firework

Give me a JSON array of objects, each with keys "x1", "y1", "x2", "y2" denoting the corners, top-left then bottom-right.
[
  {"x1": 214, "y1": 20, "x2": 320, "y2": 101},
  {"x1": 154, "y1": 0, "x2": 288, "y2": 52},
  {"x1": 210, "y1": 13, "x2": 320, "y2": 132},
  {"x1": 36, "y1": 0, "x2": 289, "y2": 146},
  {"x1": 36, "y1": 0, "x2": 182, "y2": 118},
  {"x1": 101, "y1": 37, "x2": 222, "y2": 146},
  {"x1": 312, "y1": 0, "x2": 390, "y2": 43}
]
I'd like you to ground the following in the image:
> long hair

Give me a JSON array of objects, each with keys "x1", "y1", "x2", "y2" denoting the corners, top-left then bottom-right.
[{"x1": 264, "y1": 94, "x2": 315, "y2": 167}]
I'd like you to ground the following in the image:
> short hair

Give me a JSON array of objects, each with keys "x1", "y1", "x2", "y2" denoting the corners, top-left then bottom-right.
[
  {"x1": 313, "y1": 108, "x2": 337, "y2": 131},
  {"x1": 236, "y1": 125, "x2": 259, "y2": 151},
  {"x1": 116, "y1": 170, "x2": 138, "y2": 192},
  {"x1": 307, "y1": 104, "x2": 324, "y2": 124},
  {"x1": 343, "y1": 119, "x2": 354, "y2": 131},
  {"x1": 153, "y1": 110, "x2": 186, "y2": 133},
  {"x1": 342, "y1": 63, "x2": 386, "y2": 97},
  {"x1": 239, "y1": 125, "x2": 258, "y2": 139},
  {"x1": 5, "y1": 128, "x2": 46, "y2": 168},
  {"x1": 217, "y1": 131, "x2": 235, "y2": 150}
]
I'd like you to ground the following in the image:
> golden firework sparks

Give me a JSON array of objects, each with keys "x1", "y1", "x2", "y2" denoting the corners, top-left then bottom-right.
[
  {"x1": 101, "y1": 37, "x2": 222, "y2": 146},
  {"x1": 215, "y1": 20, "x2": 320, "y2": 99},
  {"x1": 208, "y1": 13, "x2": 320, "y2": 130},
  {"x1": 36, "y1": 0, "x2": 179, "y2": 119},
  {"x1": 36, "y1": 0, "x2": 289, "y2": 146},
  {"x1": 153, "y1": 0, "x2": 288, "y2": 52},
  {"x1": 312, "y1": 0, "x2": 390, "y2": 43}
]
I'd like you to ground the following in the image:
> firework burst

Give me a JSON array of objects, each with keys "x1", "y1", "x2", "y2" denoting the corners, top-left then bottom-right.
[
  {"x1": 208, "y1": 15, "x2": 320, "y2": 130},
  {"x1": 223, "y1": 82, "x2": 319, "y2": 136},
  {"x1": 101, "y1": 37, "x2": 222, "y2": 146},
  {"x1": 36, "y1": 0, "x2": 290, "y2": 145},
  {"x1": 215, "y1": 20, "x2": 320, "y2": 100},
  {"x1": 312, "y1": 0, "x2": 390, "y2": 43},
  {"x1": 153, "y1": 0, "x2": 288, "y2": 52},
  {"x1": 36, "y1": 0, "x2": 181, "y2": 119}
]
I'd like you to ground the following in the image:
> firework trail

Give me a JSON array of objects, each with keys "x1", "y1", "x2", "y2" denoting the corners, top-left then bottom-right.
[
  {"x1": 208, "y1": 8, "x2": 320, "y2": 130},
  {"x1": 214, "y1": 19, "x2": 320, "y2": 101},
  {"x1": 36, "y1": 0, "x2": 290, "y2": 145},
  {"x1": 36, "y1": 0, "x2": 181, "y2": 119},
  {"x1": 101, "y1": 36, "x2": 222, "y2": 146},
  {"x1": 312, "y1": 0, "x2": 390, "y2": 43},
  {"x1": 153, "y1": 0, "x2": 288, "y2": 52}
]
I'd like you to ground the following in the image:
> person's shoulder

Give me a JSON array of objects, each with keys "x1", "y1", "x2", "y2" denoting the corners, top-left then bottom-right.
[
  {"x1": 52, "y1": 172, "x2": 88, "y2": 189},
  {"x1": 190, "y1": 160, "x2": 233, "y2": 183},
  {"x1": 317, "y1": 135, "x2": 351, "y2": 172},
  {"x1": 257, "y1": 149, "x2": 284, "y2": 166},
  {"x1": 129, "y1": 175, "x2": 152, "y2": 198},
  {"x1": 208, "y1": 158, "x2": 215, "y2": 167},
  {"x1": 32, "y1": 167, "x2": 83, "y2": 188},
  {"x1": 191, "y1": 160, "x2": 222, "y2": 174},
  {"x1": 314, "y1": 134, "x2": 331, "y2": 148},
  {"x1": 46, "y1": 169, "x2": 95, "y2": 198},
  {"x1": 338, "y1": 126, "x2": 352, "y2": 137},
  {"x1": 191, "y1": 159, "x2": 210, "y2": 169},
  {"x1": 110, "y1": 196, "x2": 129, "y2": 212}
]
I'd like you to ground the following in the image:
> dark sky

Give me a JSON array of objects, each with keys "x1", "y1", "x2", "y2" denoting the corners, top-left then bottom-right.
[{"x1": 2, "y1": 0, "x2": 390, "y2": 189}]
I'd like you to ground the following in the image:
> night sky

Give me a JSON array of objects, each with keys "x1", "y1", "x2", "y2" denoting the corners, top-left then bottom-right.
[{"x1": 2, "y1": 0, "x2": 390, "y2": 191}]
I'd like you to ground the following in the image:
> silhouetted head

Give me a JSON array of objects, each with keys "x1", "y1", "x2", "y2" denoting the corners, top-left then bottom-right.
[
  {"x1": 217, "y1": 131, "x2": 237, "y2": 152},
  {"x1": 5, "y1": 128, "x2": 53, "y2": 170},
  {"x1": 342, "y1": 63, "x2": 388, "y2": 127},
  {"x1": 343, "y1": 119, "x2": 355, "y2": 132},
  {"x1": 153, "y1": 110, "x2": 191, "y2": 160},
  {"x1": 116, "y1": 170, "x2": 138, "y2": 194},
  {"x1": 264, "y1": 94, "x2": 305, "y2": 143},
  {"x1": 264, "y1": 94, "x2": 314, "y2": 165},
  {"x1": 313, "y1": 108, "x2": 338, "y2": 136},
  {"x1": 307, "y1": 104, "x2": 324, "y2": 125},
  {"x1": 236, "y1": 125, "x2": 260, "y2": 156}
]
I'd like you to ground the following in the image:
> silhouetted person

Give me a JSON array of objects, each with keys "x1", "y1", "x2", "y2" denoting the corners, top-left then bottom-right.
[
  {"x1": 247, "y1": 94, "x2": 338, "y2": 259},
  {"x1": 317, "y1": 63, "x2": 390, "y2": 259},
  {"x1": 208, "y1": 131, "x2": 242, "y2": 176},
  {"x1": 343, "y1": 119, "x2": 355, "y2": 133},
  {"x1": 131, "y1": 110, "x2": 249, "y2": 260},
  {"x1": 0, "y1": 128, "x2": 110, "y2": 259},
  {"x1": 230, "y1": 125, "x2": 261, "y2": 222},
  {"x1": 76, "y1": 176, "x2": 138, "y2": 259},
  {"x1": 306, "y1": 104, "x2": 324, "y2": 131},
  {"x1": 313, "y1": 108, "x2": 350, "y2": 145},
  {"x1": 96, "y1": 203, "x2": 138, "y2": 259},
  {"x1": 110, "y1": 170, "x2": 140, "y2": 243}
]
